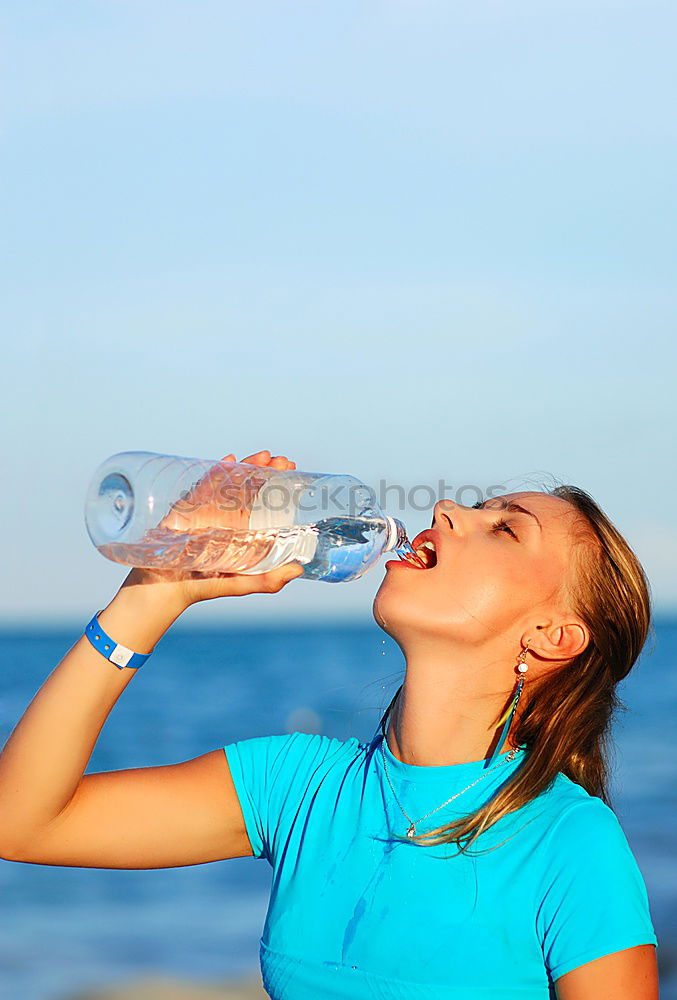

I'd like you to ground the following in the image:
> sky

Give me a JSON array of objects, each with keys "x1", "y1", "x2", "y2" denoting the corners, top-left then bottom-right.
[{"x1": 1, "y1": 0, "x2": 675, "y2": 628}]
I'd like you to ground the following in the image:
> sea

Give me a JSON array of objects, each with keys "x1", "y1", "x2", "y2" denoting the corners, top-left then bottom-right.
[{"x1": 0, "y1": 619, "x2": 675, "y2": 1000}]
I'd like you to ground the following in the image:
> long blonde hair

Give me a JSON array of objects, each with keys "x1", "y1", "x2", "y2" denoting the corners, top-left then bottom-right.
[{"x1": 376, "y1": 485, "x2": 652, "y2": 854}]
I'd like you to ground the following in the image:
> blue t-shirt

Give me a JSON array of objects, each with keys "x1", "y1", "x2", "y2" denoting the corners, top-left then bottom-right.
[{"x1": 223, "y1": 731, "x2": 656, "y2": 1000}]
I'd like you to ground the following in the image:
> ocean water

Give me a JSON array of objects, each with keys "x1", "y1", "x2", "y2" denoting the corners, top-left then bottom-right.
[{"x1": 0, "y1": 619, "x2": 675, "y2": 1000}]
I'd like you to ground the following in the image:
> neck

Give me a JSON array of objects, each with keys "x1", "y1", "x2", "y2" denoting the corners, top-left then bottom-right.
[{"x1": 384, "y1": 643, "x2": 516, "y2": 768}]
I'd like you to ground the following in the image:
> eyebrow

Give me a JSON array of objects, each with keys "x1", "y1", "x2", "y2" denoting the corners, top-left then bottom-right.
[{"x1": 478, "y1": 499, "x2": 543, "y2": 531}]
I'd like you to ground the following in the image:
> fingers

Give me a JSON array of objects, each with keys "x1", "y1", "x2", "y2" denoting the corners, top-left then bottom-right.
[
  {"x1": 269, "y1": 454, "x2": 295, "y2": 469},
  {"x1": 217, "y1": 560, "x2": 305, "y2": 596},
  {"x1": 240, "y1": 450, "x2": 271, "y2": 464},
  {"x1": 226, "y1": 450, "x2": 297, "y2": 470},
  {"x1": 183, "y1": 558, "x2": 306, "y2": 604}
]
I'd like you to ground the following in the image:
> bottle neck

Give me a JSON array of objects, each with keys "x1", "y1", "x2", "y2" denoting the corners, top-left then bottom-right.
[{"x1": 384, "y1": 516, "x2": 407, "y2": 552}]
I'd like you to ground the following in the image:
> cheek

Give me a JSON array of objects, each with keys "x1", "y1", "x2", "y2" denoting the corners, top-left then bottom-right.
[{"x1": 451, "y1": 578, "x2": 524, "y2": 636}]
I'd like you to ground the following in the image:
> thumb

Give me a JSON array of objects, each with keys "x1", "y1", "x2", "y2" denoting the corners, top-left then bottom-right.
[
  {"x1": 281, "y1": 561, "x2": 306, "y2": 580},
  {"x1": 271, "y1": 560, "x2": 306, "y2": 586},
  {"x1": 251, "y1": 561, "x2": 306, "y2": 595}
]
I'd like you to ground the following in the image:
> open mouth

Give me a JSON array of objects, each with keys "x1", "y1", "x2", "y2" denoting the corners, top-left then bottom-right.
[
  {"x1": 400, "y1": 534, "x2": 438, "y2": 570},
  {"x1": 414, "y1": 539, "x2": 437, "y2": 568}
]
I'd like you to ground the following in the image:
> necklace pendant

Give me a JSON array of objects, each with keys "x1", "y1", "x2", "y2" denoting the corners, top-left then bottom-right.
[{"x1": 407, "y1": 824, "x2": 416, "y2": 838}]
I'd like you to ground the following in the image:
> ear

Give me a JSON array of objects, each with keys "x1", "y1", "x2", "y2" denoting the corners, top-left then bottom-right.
[{"x1": 525, "y1": 621, "x2": 590, "y2": 662}]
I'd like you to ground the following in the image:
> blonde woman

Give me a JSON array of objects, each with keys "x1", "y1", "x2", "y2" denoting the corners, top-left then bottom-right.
[{"x1": 0, "y1": 450, "x2": 659, "y2": 999}]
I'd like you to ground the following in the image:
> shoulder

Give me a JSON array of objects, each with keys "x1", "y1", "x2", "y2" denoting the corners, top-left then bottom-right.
[
  {"x1": 269, "y1": 730, "x2": 361, "y2": 775},
  {"x1": 224, "y1": 730, "x2": 362, "y2": 784},
  {"x1": 512, "y1": 765, "x2": 619, "y2": 832},
  {"x1": 222, "y1": 731, "x2": 364, "y2": 861},
  {"x1": 515, "y1": 771, "x2": 655, "y2": 925},
  {"x1": 537, "y1": 775, "x2": 634, "y2": 850},
  {"x1": 533, "y1": 778, "x2": 655, "y2": 933}
]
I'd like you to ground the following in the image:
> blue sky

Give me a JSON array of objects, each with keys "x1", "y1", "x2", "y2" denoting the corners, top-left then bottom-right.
[{"x1": 1, "y1": 0, "x2": 675, "y2": 626}]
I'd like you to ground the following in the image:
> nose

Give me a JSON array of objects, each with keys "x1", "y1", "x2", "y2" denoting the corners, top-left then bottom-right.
[{"x1": 431, "y1": 498, "x2": 474, "y2": 532}]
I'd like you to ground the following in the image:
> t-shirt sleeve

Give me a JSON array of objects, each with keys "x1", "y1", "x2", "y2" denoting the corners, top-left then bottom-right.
[
  {"x1": 223, "y1": 730, "x2": 344, "y2": 863},
  {"x1": 537, "y1": 797, "x2": 657, "y2": 982}
]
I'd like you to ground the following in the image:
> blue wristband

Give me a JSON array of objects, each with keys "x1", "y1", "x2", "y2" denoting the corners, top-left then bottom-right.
[{"x1": 84, "y1": 610, "x2": 153, "y2": 670}]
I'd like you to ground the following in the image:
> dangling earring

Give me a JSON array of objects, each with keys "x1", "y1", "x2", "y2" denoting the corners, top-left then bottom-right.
[{"x1": 485, "y1": 644, "x2": 529, "y2": 769}]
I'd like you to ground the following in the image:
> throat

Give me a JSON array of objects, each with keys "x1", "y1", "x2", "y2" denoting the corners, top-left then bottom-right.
[{"x1": 385, "y1": 682, "x2": 504, "y2": 769}]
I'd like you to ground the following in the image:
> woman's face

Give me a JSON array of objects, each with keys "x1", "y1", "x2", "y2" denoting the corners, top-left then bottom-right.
[{"x1": 373, "y1": 491, "x2": 581, "y2": 648}]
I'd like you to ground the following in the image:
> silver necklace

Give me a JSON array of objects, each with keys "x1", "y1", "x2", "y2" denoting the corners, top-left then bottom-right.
[{"x1": 380, "y1": 736, "x2": 519, "y2": 839}]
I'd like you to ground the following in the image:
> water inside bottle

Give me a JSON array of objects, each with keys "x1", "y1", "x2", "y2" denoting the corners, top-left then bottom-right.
[
  {"x1": 98, "y1": 516, "x2": 426, "y2": 581},
  {"x1": 99, "y1": 523, "x2": 311, "y2": 574}
]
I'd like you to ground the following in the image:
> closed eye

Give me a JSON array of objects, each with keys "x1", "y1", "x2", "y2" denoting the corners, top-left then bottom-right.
[
  {"x1": 472, "y1": 501, "x2": 520, "y2": 541},
  {"x1": 491, "y1": 518, "x2": 519, "y2": 540}
]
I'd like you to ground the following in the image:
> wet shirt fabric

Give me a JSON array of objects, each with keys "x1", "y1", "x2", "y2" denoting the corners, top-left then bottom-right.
[{"x1": 223, "y1": 731, "x2": 656, "y2": 1000}]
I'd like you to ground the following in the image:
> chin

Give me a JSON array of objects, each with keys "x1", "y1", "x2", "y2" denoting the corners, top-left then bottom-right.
[
  {"x1": 372, "y1": 579, "x2": 428, "y2": 641},
  {"x1": 372, "y1": 582, "x2": 398, "y2": 637},
  {"x1": 372, "y1": 591, "x2": 392, "y2": 635}
]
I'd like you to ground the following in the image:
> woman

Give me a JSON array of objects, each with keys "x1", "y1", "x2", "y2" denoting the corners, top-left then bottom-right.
[{"x1": 0, "y1": 450, "x2": 659, "y2": 999}]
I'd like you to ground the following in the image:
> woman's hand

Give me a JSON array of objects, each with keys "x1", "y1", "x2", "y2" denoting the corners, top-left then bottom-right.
[
  {"x1": 120, "y1": 450, "x2": 305, "y2": 610},
  {"x1": 157, "y1": 450, "x2": 284, "y2": 535}
]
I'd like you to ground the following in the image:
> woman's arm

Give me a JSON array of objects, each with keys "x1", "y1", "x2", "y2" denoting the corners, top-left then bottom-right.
[
  {"x1": 0, "y1": 580, "x2": 184, "y2": 860},
  {"x1": 555, "y1": 944, "x2": 658, "y2": 1000},
  {"x1": 0, "y1": 449, "x2": 303, "y2": 869},
  {"x1": 0, "y1": 581, "x2": 255, "y2": 868}
]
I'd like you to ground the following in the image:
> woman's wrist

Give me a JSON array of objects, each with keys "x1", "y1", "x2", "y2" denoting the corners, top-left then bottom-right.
[{"x1": 99, "y1": 572, "x2": 189, "y2": 654}]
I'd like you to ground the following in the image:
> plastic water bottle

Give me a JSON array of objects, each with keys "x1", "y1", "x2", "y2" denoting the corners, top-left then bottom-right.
[{"x1": 84, "y1": 451, "x2": 423, "y2": 583}]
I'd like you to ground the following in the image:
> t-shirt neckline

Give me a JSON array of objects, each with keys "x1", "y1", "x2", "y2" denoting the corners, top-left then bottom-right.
[{"x1": 374, "y1": 731, "x2": 526, "y2": 788}]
